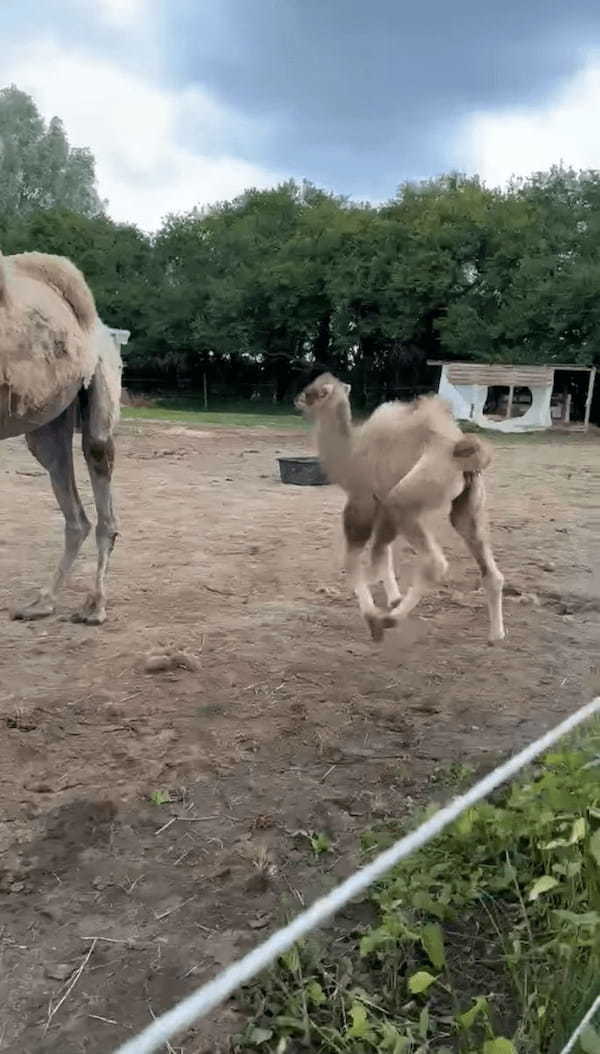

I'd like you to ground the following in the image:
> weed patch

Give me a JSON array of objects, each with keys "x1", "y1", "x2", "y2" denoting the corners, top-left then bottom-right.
[{"x1": 234, "y1": 730, "x2": 600, "y2": 1052}]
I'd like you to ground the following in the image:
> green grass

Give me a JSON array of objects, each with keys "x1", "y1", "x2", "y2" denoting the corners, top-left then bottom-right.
[
  {"x1": 121, "y1": 404, "x2": 306, "y2": 430},
  {"x1": 459, "y1": 420, "x2": 589, "y2": 443},
  {"x1": 120, "y1": 401, "x2": 593, "y2": 440},
  {"x1": 234, "y1": 727, "x2": 600, "y2": 1053}
]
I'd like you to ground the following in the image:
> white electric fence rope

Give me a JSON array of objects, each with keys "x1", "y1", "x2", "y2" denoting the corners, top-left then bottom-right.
[
  {"x1": 559, "y1": 992, "x2": 600, "y2": 1054},
  {"x1": 114, "y1": 696, "x2": 600, "y2": 1054}
]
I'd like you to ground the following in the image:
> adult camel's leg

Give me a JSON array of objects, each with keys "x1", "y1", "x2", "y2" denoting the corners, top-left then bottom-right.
[
  {"x1": 12, "y1": 403, "x2": 91, "y2": 620},
  {"x1": 72, "y1": 394, "x2": 118, "y2": 625}
]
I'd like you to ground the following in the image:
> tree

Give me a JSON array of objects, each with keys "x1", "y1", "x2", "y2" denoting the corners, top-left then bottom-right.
[
  {"x1": 1, "y1": 84, "x2": 599, "y2": 396},
  {"x1": 439, "y1": 168, "x2": 600, "y2": 365},
  {"x1": 0, "y1": 86, "x2": 104, "y2": 218}
]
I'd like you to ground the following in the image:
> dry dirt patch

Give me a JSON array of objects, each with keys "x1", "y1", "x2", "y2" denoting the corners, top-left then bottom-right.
[{"x1": 0, "y1": 422, "x2": 598, "y2": 1052}]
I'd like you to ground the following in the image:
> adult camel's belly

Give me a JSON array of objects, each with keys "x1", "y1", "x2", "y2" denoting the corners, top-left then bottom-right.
[{"x1": 0, "y1": 381, "x2": 82, "y2": 438}]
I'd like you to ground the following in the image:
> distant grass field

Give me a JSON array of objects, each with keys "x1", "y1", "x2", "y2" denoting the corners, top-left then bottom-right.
[{"x1": 121, "y1": 402, "x2": 306, "y2": 431}]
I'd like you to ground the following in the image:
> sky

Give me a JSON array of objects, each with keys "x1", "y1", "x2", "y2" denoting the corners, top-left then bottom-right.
[{"x1": 3, "y1": 0, "x2": 600, "y2": 230}]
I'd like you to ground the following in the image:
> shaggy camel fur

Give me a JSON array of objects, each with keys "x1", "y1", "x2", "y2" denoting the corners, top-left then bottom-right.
[
  {"x1": 0, "y1": 251, "x2": 122, "y2": 624},
  {"x1": 295, "y1": 373, "x2": 505, "y2": 644}
]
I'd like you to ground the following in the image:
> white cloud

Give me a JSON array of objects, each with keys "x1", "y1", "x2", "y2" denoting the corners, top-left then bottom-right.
[
  {"x1": 5, "y1": 38, "x2": 282, "y2": 230},
  {"x1": 75, "y1": 0, "x2": 152, "y2": 30},
  {"x1": 459, "y1": 59, "x2": 600, "y2": 186}
]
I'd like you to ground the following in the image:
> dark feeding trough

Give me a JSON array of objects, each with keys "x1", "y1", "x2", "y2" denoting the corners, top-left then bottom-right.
[{"x1": 277, "y1": 455, "x2": 329, "y2": 486}]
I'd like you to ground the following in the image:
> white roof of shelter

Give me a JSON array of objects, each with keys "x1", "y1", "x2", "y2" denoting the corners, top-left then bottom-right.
[
  {"x1": 106, "y1": 327, "x2": 130, "y2": 345},
  {"x1": 428, "y1": 359, "x2": 594, "y2": 386},
  {"x1": 445, "y1": 364, "x2": 552, "y2": 387}
]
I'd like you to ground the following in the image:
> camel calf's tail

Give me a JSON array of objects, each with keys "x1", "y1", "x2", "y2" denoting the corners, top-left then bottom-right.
[{"x1": 452, "y1": 433, "x2": 492, "y2": 472}]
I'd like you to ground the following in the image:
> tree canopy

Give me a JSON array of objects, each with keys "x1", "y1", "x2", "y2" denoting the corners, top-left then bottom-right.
[
  {"x1": 1, "y1": 87, "x2": 599, "y2": 404},
  {"x1": 0, "y1": 86, "x2": 104, "y2": 217}
]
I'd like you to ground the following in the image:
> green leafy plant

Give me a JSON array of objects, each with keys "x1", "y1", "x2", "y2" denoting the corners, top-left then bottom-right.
[
  {"x1": 234, "y1": 727, "x2": 600, "y2": 1052},
  {"x1": 309, "y1": 832, "x2": 332, "y2": 857}
]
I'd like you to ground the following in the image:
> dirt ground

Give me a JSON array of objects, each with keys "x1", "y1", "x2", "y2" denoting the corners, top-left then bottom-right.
[{"x1": 1, "y1": 420, "x2": 599, "y2": 1053}]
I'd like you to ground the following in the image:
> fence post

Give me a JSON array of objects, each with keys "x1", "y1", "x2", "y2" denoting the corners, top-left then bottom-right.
[{"x1": 584, "y1": 366, "x2": 596, "y2": 431}]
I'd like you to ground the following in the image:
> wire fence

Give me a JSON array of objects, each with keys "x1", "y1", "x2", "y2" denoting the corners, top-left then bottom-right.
[
  {"x1": 561, "y1": 993, "x2": 600, "y2": 1053},
  {"x1": 113, "y1": 695, "x2": 600, "y2": 1054},
  {"x1": 121, "y1": 376, "x2": 434, "y2": 411}
]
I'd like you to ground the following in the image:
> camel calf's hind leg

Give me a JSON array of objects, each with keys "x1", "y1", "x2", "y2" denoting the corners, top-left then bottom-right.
[
  {"x1": 450, "y1": 473, "x2": 505, "y2": 643},
  {"x1": 368, "y1": 466, "x2": 450, "y2": 639},
  {"x1": 370, "y1": 543, "x2": 402, "y2": 608},
  {"x1": 375, "y1": 514, "x2": 448, "y2": 622},
  {"x1": 12, "y1": 404, "x2": 91, "y2": 620}
]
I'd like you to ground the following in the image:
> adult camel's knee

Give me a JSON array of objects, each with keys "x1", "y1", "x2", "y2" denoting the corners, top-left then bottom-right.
[{"x1": 83, "y1": 433, "x2": 115, "y2": 478}]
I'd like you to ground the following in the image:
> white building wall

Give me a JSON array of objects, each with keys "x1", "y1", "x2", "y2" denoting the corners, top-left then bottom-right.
[{"x1": 438, "y1": 364, "x2": 553, "y2": 432}]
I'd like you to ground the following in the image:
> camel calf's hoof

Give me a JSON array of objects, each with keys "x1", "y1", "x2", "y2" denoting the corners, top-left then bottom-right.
[
  {"x1": 365, "y1": 611, "x2": 397, "y2": 643},
  {"x1": 487, "y1": 629, "x2": 506, "y2": 645}
]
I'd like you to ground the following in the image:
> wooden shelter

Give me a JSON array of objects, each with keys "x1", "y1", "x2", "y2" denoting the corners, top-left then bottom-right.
[{"x1": 428, "y1": 361, "x2": 597, "y2": 432}]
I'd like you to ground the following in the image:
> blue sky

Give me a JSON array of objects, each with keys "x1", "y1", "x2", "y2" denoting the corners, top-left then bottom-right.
[{"x1": 3, "y1": 0, "x2": 600, "y2": 229}]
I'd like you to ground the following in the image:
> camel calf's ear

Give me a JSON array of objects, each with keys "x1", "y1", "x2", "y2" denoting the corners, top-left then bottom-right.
[{"x1": 344, "y1": 383, "x2": 351, "y2": 395}]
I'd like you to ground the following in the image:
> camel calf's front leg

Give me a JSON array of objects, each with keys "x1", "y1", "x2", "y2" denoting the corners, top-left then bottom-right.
[{"x1": 343, "y1": 498, "x2": 397, "y2": 641}]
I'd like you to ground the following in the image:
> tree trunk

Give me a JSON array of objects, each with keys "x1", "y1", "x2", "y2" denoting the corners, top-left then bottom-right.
[{"x1": 314, "y1": 312, "x2": 331, "y2": 364}]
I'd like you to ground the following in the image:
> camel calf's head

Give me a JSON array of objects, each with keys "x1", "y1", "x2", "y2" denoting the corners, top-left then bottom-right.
[{"x1": 294, "y1": 372, "x2": 351, "y2": 418}]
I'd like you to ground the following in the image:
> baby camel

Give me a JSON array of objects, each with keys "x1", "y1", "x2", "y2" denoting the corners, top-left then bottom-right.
[
  {"x1": 295, "y1": 373, "x2": 505, "y2": 644},
  {"x1": 0, "y1": 251, "x2": 122, "y2": 624}
]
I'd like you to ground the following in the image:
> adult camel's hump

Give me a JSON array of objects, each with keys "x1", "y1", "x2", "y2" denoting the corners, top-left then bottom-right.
[{"x1": 0, "y1": 251, "x2": 99, "y2": 420}]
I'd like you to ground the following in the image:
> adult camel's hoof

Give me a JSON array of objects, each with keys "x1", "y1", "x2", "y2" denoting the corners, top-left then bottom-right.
[
  {"x1": 69, "y1": 594, "x2": 107, "y2": 626},
  {"x1": 11, "y1": 591, "x2": 55, "y2": 621}
]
